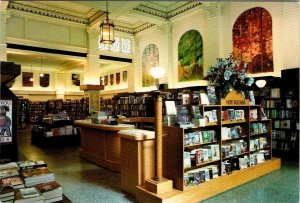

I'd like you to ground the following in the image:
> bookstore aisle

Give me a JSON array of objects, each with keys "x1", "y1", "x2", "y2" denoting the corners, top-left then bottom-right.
[{"x1": 17, "y1": 128, "x2": 299, "y2": 203}]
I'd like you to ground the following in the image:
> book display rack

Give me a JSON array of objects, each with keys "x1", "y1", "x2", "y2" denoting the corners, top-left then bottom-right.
[{"x1": 137, "y1": 91, "x2": 281, "y2": 202}]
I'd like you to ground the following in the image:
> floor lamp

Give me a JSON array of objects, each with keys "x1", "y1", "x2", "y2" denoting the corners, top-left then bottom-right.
[{"x1": 144, "y1": 67, "x2": 173, "y2": 194}]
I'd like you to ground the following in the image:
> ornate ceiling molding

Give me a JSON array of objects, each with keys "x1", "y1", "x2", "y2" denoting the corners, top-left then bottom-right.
[
  {"x1": 115, "y1": 26, "x2": 134, "y2": 35},
  {"x1": 8, "y1": 2, "x2": 89, "y2": 24},
  {"x1": 133, "y1": 5, "x2": 167, "y2": 19},
  {"x1": 133, "y1": 23, "x2": 156, "y2": 34},
  {"x1": 202, "y1": 2, "x2": 223, "y2": 17},
  {"x1": 168, "y1": 2, "x2": 202, "y2": 19},
  {"x1": 133, "y1": 2, "x2": 202, "y2": 20}
]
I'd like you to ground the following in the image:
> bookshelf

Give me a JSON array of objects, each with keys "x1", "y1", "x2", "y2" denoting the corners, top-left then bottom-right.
[
  {"x1": 259, "y1": 68, "x2": 299, "y2": 160},
  {"x1": 161, "y1": 91, "x2": 276, "y2": 193},
  {"x1": 29, "y1": 101, "x2": 47, "y2": 123}
]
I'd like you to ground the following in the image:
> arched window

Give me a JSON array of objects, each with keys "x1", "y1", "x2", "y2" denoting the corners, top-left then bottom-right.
[
  {"x1": 178, "y1": 30, "x2": 203, "y2": 82},
  {"x1": 142, "y1": 44, "x2": 159, "y2": 87},
  {"x1": 233, "y1": 7, "x2": 273, "y2": 74}
]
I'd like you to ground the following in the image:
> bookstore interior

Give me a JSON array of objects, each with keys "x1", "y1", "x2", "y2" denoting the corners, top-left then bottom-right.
[{"x1": 0, "y1": 1, "x2": 299, "y2": 203}]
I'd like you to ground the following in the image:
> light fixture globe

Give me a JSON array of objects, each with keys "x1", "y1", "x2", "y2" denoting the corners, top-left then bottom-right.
[
  {"x1": 150, "y1": 66, "x2": 165, "y2": 79},
  {"x1": 255, "y1": 79, "x2": 266, "y2": 88},
  {"x1": 39, "y1": 73, "x2": 44, "y2": 77}
]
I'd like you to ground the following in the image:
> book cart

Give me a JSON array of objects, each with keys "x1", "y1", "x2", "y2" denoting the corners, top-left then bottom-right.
[{"x1": 137, "y1": 91, "x2": 281, "y2": 203}]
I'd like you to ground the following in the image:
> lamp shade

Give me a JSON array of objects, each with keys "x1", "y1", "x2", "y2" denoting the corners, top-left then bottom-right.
[
  {"x1": 150, "y1": 66, "x2": 165, "y2": 79},
  {"x1": 255, "y1": 79, "x2": 266, "y2": 88},
  {"x1": 100, "y1": 15, "x2": 115, "y2": 44}
]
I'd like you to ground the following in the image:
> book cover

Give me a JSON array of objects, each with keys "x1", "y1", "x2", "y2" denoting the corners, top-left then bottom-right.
[
  {"x1": 210, "y1": 144, "x2": 220, "y2": 160},
  {"x1": 270, "y1": 88, "x2": 280, "y2": 98},
  {"x1": 193, "y1": 131, "x2": 200, "y2": 144},
  {"x1": 183, "y1": 173, "x2": 189, "y2": 187},
  {"x1": 211, "y1": 110, "x2": 218, "y2": 122},
  {"x1": 165, "y1": 101, "x2": 177, "y2": 116},
  {"x1": 207, "y1": 86, "x2": 218, "y2": 105},
  {"x1": 223, "y1": 110, "x2": 229, "y2": 121},
  {"x1": 36, "y1": 181, "x2": 61, "y2": 194},
  {"x1": 0, "y1": 184, "x2": 14, "y2": 198},
  {"x1": 227, "y1": 109, "x2": 235, "y2": 120},
  {"x1": 201, "y1": 131, "x2": 210, "y2": 143},
  {"x1": 207, "y1": 130, "x2": 215, "y2": 142},
  {"x1": 196, "y1": 149, "x2": 204, "y2": 164},
  {"x1": 203, "y1": 111, "x2": 212, "y2": 123},
  {"x1": 181, "y1": 93, "x2": 190, "y2": 105},
  {"x1": 184, "y1": 152, "x2": 191, "y2": 169},
  {"x1": 230, "y1": 127, "x2": 238, "y2": 138},
  {"x1": 192, "y1": 91, "x2": 200, "y2": 104},
  {"x1": 176, "y1": 105, "x2": 191, "y2": 123},
  {"x1": 234, "y1": 110, "x2": 241, "y2": 120},
  {"x1": 191, "y1": 105, "x2": 201, "y2": 119},
  {"x1": 250, "y1": 109, "x2": 258, "y2": 119},
  {"x1": 19, "y1": 187, "x2": 41, "y2": 199},
  {"x1": 200, "y1": 92, "x2": 210, "y2": 105},
  {"x1": 1, "y1": 176, "x2": 24, "y2": 188}
]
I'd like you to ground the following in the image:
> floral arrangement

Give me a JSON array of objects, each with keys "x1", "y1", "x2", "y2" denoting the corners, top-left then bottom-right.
[{"x1": 204, "y1": 54, "x2": 254, "y2": 97}]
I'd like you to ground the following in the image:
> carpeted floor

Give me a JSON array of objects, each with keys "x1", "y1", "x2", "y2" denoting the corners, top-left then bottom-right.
[{"x1": 17, "y1": 127, "x2": 299, "y2": 203}]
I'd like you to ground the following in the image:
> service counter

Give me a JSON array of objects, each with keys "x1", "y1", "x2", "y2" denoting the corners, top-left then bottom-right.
[
  {"x1": 74, "y1": 120, "x2": 135, "y2": 172},
  {"x1": 118, "y1": 129, "x2": 155, "y2": 197}
]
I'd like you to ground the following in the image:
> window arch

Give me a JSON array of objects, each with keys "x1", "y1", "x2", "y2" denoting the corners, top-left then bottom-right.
[
  {"x1": 142, "y1": 44, "x2": 159, "y2": 87},
  {"x1": 178, "y1": 29, "x2": 203, "y2": 82},
  {"x1": 232, "y1": 7, "x2": 273, "y2": 74}
]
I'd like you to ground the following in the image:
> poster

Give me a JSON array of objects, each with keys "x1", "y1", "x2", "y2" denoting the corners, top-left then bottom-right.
[
  {"x1": 116, "y1": 72, "x2": 120, "y2": 85},
  {"x1": 0, "y1": 100, "x2": 13, "y2": 143},
  {"x1": 110, "y1": 74, "x2": 114, "y2": 86},
  {"x1": 104, "y1": 75, "x2": 108, "y2": 86},
  {"x1": 123, "y1": 71, "x2": 127, "y2": 82},
  {"x1": 100, "y1": 77, "x2": 103, "y2": 85},
  {"x1": 22, "y1": 72, "x2": 33, "y2": 87},
  {"x1": 40, "y1": 73, "x2": 50, "y2": 87},
  {"x1": 72, "y1": 74, "x2": 80, "y2": 86}
]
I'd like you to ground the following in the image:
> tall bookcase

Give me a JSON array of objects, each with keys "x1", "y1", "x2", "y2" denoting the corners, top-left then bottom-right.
[
  {"x1": 162, "y1": 91, "x2": 276, "y2": 193},
  {"x1": 259, "y1": 68, "x2": 299, "y2": 161}
]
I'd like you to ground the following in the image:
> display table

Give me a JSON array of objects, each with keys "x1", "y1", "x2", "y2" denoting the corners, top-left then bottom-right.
[
  {"x1": 75, "y1": 120, "x2": 135, "y2": 172},
  {"x1": 118, "y1": 129, "x2": 155, "y2": 197}
]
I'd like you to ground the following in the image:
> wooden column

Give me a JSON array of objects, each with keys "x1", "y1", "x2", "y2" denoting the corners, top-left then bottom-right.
[{"x1": 154, "y1": 94, "x2": 162, "y2": 180}]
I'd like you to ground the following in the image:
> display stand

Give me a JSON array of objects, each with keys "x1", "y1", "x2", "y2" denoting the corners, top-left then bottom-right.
[
  {"x1": 136, "y1": 91, "x2": 281, "y2": 203},
  {"x1": 0, "y1": 61, "x2": 21, "y2": 161}
]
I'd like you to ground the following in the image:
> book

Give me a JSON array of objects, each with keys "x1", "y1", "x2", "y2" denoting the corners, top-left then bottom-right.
[
  {"x1": 164, "y1": 101, "x2": 177, "y2": 116},
  {"x1": 192, "y1": 91, "x2": 200, "y2": 104},
  {"x1": 227, "y1": 109, "x2": 235, "y2": 120},
  {"x1": 207, "y1": 86, "x2": 218, "y2": 105},
  {"x1": 181, "y1": 93, "x2": 190, "y2": 105},
  {"x1": 36, "y1": 181, "x2": 62, "y2": 200},
  {"x1": 184, "y1": 152, "x2": 191, "y2": 169},
  {"x1": 200, "y1": 92, "x2": 209, "y2": 105},
  {"x1": 17, "y1": 161, "x2": 47, "y2": 171},
  {"x1": 1, "y1": 176, "x2": 25, "y2": 189},
  {"x1": 191, "y1": 105, "x2": 201, "y2": 119},
  {"x1": 0, "y1": 184, "x2": 14, "y2": 198},
  {"x1": 0, "y1": 168, "x2": 19, "y2": 179},
  {"x1": 270, "y1": 88, "x2": 280, "y2": 98},
  {"x1": 15, "y1": 187, "x2": 43, "y2": 203}
]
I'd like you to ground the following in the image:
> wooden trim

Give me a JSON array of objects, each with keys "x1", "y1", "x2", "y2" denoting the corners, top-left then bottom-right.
[
  {"x1": 136, "y1": 158, "x2": 281, "y2": 203},
  {"x1": 80, "y1": 84, "x2": 104, "y2": 91}
]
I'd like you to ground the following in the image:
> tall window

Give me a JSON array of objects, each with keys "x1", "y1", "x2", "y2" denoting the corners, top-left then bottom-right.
[
  {"x1": 99, "y1": 36, "x2": 131, "y2": 54},
  {"x1": 232, "y1": 7, "x2": 273, "y2": 74},
  {"x1": 142, "y1": 44, "x2": 159, "y2": 87},
  {"x1": 178, "y1": 30, "x2": 203, "y2": 82}
]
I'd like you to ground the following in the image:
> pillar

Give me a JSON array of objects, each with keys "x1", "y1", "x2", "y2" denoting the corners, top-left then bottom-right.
[
  {"x1": 56, "y1": 73, "x2": 65, "y2": 100},
  {"x1": 0, "y1": 10, "x2": 10, "y2": 61},
  {"x1": 80, "y1": 27, "x2": 103, "y2": 113}
]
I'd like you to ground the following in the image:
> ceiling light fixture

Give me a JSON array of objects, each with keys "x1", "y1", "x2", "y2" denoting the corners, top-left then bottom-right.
[
  {"x1": 39, "y1": 57, "x2": 44, "y2": 77},
  {"x1": 29, "y1": 64, "x2": 34, "y2": 82},
  {"x1": 150, "y1": 66, "x2": 165, "y2": 90},
  {"x1": 255, "y1": 79, "x2": 266, "y2": 88},
  {"x1": 99, "y1": 1, "x2": 115, "y2": 45}
]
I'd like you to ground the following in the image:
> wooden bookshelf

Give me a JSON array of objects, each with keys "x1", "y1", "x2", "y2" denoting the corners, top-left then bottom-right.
[{"x1": 136, "y1": 91, "x2": 280, "y2": 203}]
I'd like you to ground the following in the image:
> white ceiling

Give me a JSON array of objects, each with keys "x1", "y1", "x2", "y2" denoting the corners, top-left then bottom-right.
[{"x1": 6, "y1": 1, "x2": 195, "y2": 74}]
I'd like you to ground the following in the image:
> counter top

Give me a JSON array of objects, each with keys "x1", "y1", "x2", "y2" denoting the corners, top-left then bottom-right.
[
  {"x1": 74, "y1": 120, "x2": 135, "y2": 131},
  {"x1": 118, "y1": 129, "x2": 155, "y2": 141}
]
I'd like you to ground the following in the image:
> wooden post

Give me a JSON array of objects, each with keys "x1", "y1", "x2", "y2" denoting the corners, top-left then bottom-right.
[{"x1": 154, "y1": 94, "x2": 162, "y2": 180}]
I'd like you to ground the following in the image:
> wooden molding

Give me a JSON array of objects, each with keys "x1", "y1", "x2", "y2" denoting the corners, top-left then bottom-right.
[{"x1": 80, "y1": 84, "x2": 104, "y2": 91}]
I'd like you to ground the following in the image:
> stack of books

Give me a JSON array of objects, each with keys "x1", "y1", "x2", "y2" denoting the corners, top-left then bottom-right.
[
  {"x1": 0, "y1": 184, "x2": 15, "y2": 203},
  {"x1": 15, "y1": 187, "x2": 43, "y2": 203},
  {"x1": 0, "y1": 162, "x2": 25, "y2": 189},
  {"x1": 36, "y1": 181, "x2": 63, "y2": 203},
  {"x1": 21, "y1": 167, "x2": 55, "y2": 187}
]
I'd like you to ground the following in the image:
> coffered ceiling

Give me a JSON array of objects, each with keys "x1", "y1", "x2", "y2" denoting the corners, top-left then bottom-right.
[{"x1": 6, "y1": 1, "x2": 201, "y2": 73}]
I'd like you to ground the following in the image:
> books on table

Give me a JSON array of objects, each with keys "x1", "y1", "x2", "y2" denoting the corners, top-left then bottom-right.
[
  {"x1": 15, "y1": 187, "x2": 43, "y2": 203},
  {"x1": 36, "y1": 181, "x2": 63, "y2": 203}
]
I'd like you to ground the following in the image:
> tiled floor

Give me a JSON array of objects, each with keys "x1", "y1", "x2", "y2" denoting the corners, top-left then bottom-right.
[{"x1": 17, "y1": 128, "x2": 299, "y2": 203}]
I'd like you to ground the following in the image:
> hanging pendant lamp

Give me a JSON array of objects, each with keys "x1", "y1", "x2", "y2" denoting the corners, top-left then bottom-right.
[
  {"x1": 100, "y1": 1, "x2": 115, "y2": 44},
  {"x1": 29, "y1": 64, "x2": 34, "y2": 82}
]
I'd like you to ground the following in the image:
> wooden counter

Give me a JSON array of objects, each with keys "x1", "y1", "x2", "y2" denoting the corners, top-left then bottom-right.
[
  {"x1": 118, "y1": 129, "x2": 155, "y2": 197},
  {"x1": 75, "y1": 120, "x2": 135, "y2": 172}
]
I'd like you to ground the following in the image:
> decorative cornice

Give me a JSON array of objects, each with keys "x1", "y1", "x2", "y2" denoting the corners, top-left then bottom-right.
[
  {"x1": 133, "y1": 5, "x2": 167, "y2": 19},
  {"x1": 157, "y1": 21, "x2": 172, "y2": 34},
  {"x1": 134, "y1": 23, "x2": 156, "y2": 34},
  {"x1": 115, "y1": 26, "x2": 134, "y2": 34},
  {"x1": 168, "y1": 2, "x2": 202, "y2": 19},
  {"x1": 133, "y1": 2, "x2": 202, "y2": 20},
  {"x1": 8, "y1": 2, "x2": 89, "y2": 24}
]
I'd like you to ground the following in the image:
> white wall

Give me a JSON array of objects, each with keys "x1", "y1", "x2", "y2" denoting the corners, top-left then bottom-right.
[{"x1": 6, "y1": 11, "x2": 87, "y2": 52}]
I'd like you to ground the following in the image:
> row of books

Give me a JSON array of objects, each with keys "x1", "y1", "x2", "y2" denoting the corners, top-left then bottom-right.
[
  {"x1": 222, "y1": 140, "x2": 248, "y2": 158},
  {"x1": 272, "y1": 140, "x2": 297, "y2": 151},
  {"x1": 250, "y1": 122, "x2": 268, "y2": 135},
  {"x1": 184, "y1": 165, "x2": 219, "y2": 187},
  {"x1": 271, "y1": 130, "x2": 298, "y2": 141},
  {"x1": 221, "y1": 125, "x2": 244, "y2": 140},
  {"x1": 204, "y1": 110, "x2": 218, "y2": 123},
  {"x1": 184, "y1": 144, "x2": 220, "y2": 168},
  {"x1": 184, "y1": 130, "x2": 217, "y2": 146},
  {"x1": 265, "y1": 109, "x2": 298, "y2": 119},
  {"x1": 0, "y1": 161, "x2": 62, "y2": 203},
  {"x1": 273, "y1": 120, "x2": 292, "y2": 129},
  {"x1": 221, "y1": 150, "x2": 271, "y2": 174},
  {"x1": 249, "y1": 137, "x2": 268, "y2": 152}
]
